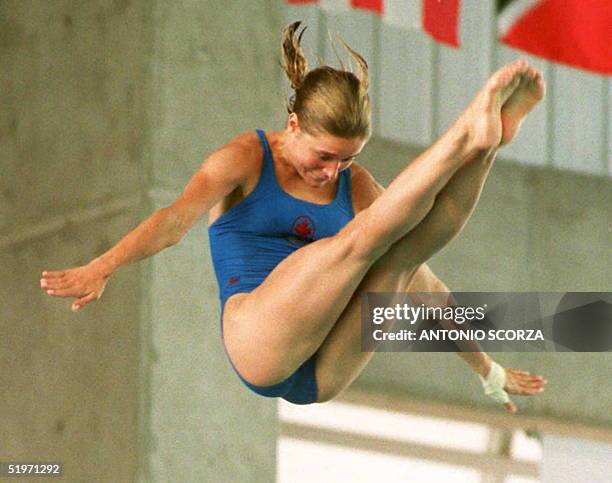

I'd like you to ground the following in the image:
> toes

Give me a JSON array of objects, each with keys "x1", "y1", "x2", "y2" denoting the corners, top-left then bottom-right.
[
  {"x1": 513, "y1": 58, "x2": 529, "y2": 74},
  {"x1": 534, "y1": 71, "x2": 546, "y2": 90},
  {"x1": 502, "y1": 60, "x2": 530, "y2": 90},
  {"x1": 510, "y1": 60, "x2": 530, "y2": 81}
]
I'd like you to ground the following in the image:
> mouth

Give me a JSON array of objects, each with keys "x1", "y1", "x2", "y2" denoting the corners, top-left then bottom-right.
[{"x1": 308, "y1": 172, "x2": 329, "y2": 184}]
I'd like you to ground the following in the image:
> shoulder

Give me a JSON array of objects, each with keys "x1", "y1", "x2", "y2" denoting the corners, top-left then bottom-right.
[
  {"x1": 349, "y1": 161, "x2": 384, "y2": 213},
  {"x1": 209, "y1": 131, "x2": 262, "y2": 168},
  {"x1": 202, "y1": 131, "x2": 263, "y2": 186}
]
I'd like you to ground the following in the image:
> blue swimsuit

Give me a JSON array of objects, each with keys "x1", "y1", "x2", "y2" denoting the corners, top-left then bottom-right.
[{"x1": 208, "y1": 129, "x2": 354, "y2": 404}]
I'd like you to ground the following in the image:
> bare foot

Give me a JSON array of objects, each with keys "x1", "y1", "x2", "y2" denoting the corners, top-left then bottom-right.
[
  {"x1": 460, "y1": 59, "x2": 531, "y2": 151},
  {"x1": 500, "y1": 65, "x2": 546, "y2": 145}
]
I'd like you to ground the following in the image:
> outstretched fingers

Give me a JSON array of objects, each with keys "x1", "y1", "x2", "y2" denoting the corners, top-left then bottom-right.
[
  {"x1": 505, "y1": 368, "x2": 548, "y2": 396},
  {"x1": 40, "y1": 269, "x2": 90, "y2": 301},
  {"x1": 40, "y1": 264, "x2": 108, "y2": 312},
  {"x1": 41, "y1": 271, "x2": 66, "y2": 282},
  {"x1": 40, "y1": 274, "x2": 78, "y2": 296},
  {"x1": 40, "y1": 277, "x2": 70, "y2": 290},
  {"x1": 44, "y1": 286, "x2": 83, "y2": 298},
  {"x1": 72, "y1": 292, "x2": 98, "y2": 312}
]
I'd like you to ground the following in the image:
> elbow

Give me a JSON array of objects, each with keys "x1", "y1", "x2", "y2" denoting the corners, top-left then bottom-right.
[
  {"x1": 166, "y1": 223, "x2": 185, "y2": 246},
  {"x1": 167, "y1": 233, "x2": 182, "y2": 247},
  {"x1": 158, "y1": 207, "x2": 186, "y2": 247}
]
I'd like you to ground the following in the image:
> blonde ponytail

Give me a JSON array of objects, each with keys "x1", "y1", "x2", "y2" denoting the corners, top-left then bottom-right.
[{"x1": 281, "y1": 21, "x2": 308, "y2": 90}]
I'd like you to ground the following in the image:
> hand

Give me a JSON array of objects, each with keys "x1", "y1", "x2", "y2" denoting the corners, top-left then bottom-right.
[
  {"x1": 502, "y1": 368, "x2": 548, "y2": 413},
  {"x1": 40, "y1": 261, "x2": 110, "y2": 312}
]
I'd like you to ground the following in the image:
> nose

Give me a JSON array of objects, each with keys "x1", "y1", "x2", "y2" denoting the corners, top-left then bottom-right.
[{"x1": 322, "y1": 163, "x2": 339, "y2": 180}]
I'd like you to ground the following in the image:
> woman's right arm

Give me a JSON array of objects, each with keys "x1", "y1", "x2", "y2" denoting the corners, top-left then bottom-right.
[{"x1": 40, "y1": 137, "x2": 255, "y2": 312}]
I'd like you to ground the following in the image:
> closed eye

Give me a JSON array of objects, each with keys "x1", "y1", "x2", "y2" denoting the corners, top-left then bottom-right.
[{"x1": 319, "y1": 155, "x2": 358, "y2": 163}]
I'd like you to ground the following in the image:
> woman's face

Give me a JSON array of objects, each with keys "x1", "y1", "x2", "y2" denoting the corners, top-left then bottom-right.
[{"x1": 287, "y1": 118, "x2": 367, "y2": 187}]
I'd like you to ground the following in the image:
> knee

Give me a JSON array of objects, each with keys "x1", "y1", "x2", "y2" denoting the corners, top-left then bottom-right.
[{"x1": 339, "y1": 213, "x2": 390, "y2": 263}]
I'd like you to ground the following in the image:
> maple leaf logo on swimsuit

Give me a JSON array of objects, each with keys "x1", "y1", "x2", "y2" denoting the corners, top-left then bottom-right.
[
  {"x1": 288, "y1": 215, "x2": 316, "y2": 246},
  {"x1": 294, "y1": 217, "x2": 313, "y2": 238}
]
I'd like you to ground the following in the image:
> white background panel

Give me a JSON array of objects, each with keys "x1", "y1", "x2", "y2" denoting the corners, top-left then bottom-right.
[
  {"x1": 377, "y1": 24, "x2": 434, "y2": 145},
  {"x1": 436, "y1": 0, "x2": 495, "y2": 136},
  {"x1": 552, "y1": 66, "x2": 607, "y2": 175},
  {"x1": 496, "y1": 45, "x2": 550, "y2": 165}
]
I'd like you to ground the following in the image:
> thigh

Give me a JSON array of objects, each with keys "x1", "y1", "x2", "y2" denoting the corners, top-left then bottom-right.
[
  {"x1": 313, "y1": 262, "x2": 447, "y2": 401},
  {"x1": 222, "y1": 230, "x2": 374, "y2": 388}
]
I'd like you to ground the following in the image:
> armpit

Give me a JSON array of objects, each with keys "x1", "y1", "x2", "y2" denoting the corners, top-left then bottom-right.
[{"x1": 350, "y1": 162, "x2": 385, "y2": 214}]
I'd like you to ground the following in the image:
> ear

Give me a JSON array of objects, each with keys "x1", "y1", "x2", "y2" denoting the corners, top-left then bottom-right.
[{"x1": 287, "y1": 112, "x2": 300, "y2": 134}]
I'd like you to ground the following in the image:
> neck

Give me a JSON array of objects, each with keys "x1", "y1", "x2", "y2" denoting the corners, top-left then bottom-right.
[{"x1": 268, "y1": 130, "x2": 292, "y2": 168}]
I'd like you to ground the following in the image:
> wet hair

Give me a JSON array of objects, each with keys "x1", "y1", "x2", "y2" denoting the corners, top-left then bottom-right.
[{"x1": 280, "y1": 21, "x2": 371, "y2": 140}]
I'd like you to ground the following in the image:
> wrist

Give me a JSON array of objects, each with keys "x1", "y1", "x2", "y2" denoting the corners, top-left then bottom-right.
[
  {"x1": 473, "y1": 354, "x2": 493, "y2": 378},
  {"x1": 89, "y1": 254, "x2": 116, "y2": 279}
]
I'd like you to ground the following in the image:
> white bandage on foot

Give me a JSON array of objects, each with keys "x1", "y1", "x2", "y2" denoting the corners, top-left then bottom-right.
[{"x1": 479, "y1": 361, "x2": 510, "y2": 404}]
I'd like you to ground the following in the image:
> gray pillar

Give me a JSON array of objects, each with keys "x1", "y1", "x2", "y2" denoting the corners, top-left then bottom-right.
[{"x1": 139, "y1": 1, "x2": 284, "y2": 481}]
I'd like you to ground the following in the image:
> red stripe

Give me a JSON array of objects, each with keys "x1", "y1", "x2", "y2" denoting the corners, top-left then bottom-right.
[
  {"x1": 422, "y1": 0, "x2": 461, "y2": 48},
  {"x1": 500, "y1": 0, "x2": 612, "y2": 75},
  {"x1": 351, "y1": 0, "x2": 384, "y2": 14}
]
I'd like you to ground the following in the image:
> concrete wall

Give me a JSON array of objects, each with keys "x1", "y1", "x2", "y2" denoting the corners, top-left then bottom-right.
[
  {"x1": 1, "y1": 1, "x2": 284, "y2": 482},
  {"x1": 1, "y1": 2, "x2": 147, "y2": 482}
]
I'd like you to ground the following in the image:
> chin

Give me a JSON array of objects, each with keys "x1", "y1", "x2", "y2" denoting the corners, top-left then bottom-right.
[{"x1": 310, "y1": 177, "x2": 329, "y2": 186}]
